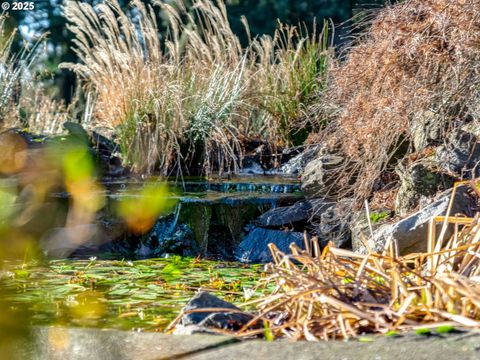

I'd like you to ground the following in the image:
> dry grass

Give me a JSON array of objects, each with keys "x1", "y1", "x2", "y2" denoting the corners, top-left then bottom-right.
[
  {"x1": 312, "y1": 0, "x2": 480, "y2": 202},
  {"x1": 231, "y1": 182, "x2": 480, "y2": 340},
  {"x1": 62, "y1": 0, "x2": 330, "y2": 175},
  {"x1": 0, "y1": 16, "x2": 73, "y2": 134}
]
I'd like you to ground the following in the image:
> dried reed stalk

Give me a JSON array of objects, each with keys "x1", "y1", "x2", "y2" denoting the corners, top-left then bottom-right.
[{"x1": 239, "y1": 186, "x2": 480, "y2": 340}]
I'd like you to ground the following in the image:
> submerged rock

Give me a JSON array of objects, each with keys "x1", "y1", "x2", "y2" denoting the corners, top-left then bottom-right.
[
  {"x1": 354, "y1": 185, "x2": 474, "y2": 255},
  {"x1": 141, "y1": 213, "x2": 197, "y2": 258},
  {"x1": 175, "y1": 292, "x2": 253, "y2": 334},
  {"x1": 236, "y1": 228, "x2": 304, "y2": 263}
]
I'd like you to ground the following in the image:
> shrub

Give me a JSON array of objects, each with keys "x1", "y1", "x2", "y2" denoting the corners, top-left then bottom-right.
[{"x1": 314, "y1": 0, "x2": 480, "y2": 202}]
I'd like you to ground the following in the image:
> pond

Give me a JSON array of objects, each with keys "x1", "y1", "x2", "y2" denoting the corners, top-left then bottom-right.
[
  {"x1": 1, "y1": 158, "x2": 298, "y2": 332},
  {"x1": 1, "y1": 257, "x2": 266, "y2": 332}
]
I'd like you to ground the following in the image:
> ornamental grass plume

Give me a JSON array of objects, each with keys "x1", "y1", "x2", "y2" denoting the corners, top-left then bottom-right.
[{"x1": 62, "y1": 0, "x2": 330, "y2": 175}]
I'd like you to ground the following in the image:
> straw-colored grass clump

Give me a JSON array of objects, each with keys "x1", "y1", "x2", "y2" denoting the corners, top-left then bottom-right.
[
  {"x1": 241, "y1": 183, "x2": 480, "y2": 340},
  {"x1": 63, "y1": 0, "x2": 330, "y2": 175},
  {"x1": 0, "y1": 16, "x2": 72, "y2": 134}
]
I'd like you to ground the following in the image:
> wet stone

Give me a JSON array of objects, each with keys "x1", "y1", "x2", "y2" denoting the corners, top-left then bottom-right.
[
  {"x1": 236, "y1": 228, "x2": 304, "y2": 263},
  {"x1": 176, "y1": 292, "x2": 254, "y2": 334}
]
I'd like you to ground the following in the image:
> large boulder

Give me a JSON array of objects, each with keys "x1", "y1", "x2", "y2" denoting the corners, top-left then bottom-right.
[
  {"x1": 315, "y1": 199, "x2": 353, "y2": 248},
  {"x1": 236, "y1": 228, "x2": 304, "y2": 263},
  {"x1": 279, "y1": 145, "x2": 320, "y2": 176},
  {"x1": 394, "y1": 161, "x2": 452, "y2": 216},
  {"x1": 354, "y1": 185, "x2": 474, "y2": 255},
  {"x1": 410, "y1": 110, "x2": 443, "y2": 152}
]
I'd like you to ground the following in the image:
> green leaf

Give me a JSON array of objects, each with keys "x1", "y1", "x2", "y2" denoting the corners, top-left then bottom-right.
[
  {"x1": 108, "y1": 288, "x2": 131, "y2": 296},
  {"x1": 385, "y1": 330, "x2": 400, "y2": 337},
  {"x1": 263, "y1": 320, "x2": 274, "y2": 342},
  {"x1": 435, "y1": 325, "x2": 456, "y2": 334},
  {"x1": 358, "y1": 336, "x2": 375, "y2": 342},
  {"x1": 415, "y1": 328, "x2": 431, "y2": 336}
]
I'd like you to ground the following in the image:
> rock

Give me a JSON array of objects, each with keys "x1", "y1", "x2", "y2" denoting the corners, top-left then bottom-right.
[
  {"x1": 256, "y1": 199, "x2": 331, "y2": 228},
  {"x1": 239, "y1": 158, "x2": 265, "y2": 175},
  {"x1": 394, "y1": 161, "x2": 452, "y2": 216},
  {"x1": 200, "y1": 312, "x2": 253, "y2": 331},
  {"x1": 144, "y1": 215, "x2": 198, "y2": 258},
  {"x1": 350, "y1": 209, "x2": 392, "y2": 251},
  {"x1": 300, "y1": 152, "x2": 345, "y2": 199},
  {"x1": 91, "y1": 130, "x2": 118, "y2": 153},
  {"x1": 315, "y1": 200, "x2": 352, "y2": 248},
  {"x1": 279, "y1": 145, "x2": 320, "y2": 176},
  {"x1": 410, "y1": 110, "x2": 442, "y2": 151},
  {"x1": 436, "y1": 130, "x2": 480, "y2": 178},
  {"x1": 179, "y1": 292, "x2": 253, "y2": 332},
  {"x1": 354, "y1": 185, "x2": 473, "y2": 255},
  {"x1": 236, "y1": 228, "x2": 304, "y2": 263},
  {"x1": 90, "y1": 129, "x2": 128, "y2": 178}
]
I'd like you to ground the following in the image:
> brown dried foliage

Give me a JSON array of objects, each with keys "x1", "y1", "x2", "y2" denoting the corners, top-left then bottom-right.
[{"x1": 316, "y1": 0, "x2": 480, "y2": 202}]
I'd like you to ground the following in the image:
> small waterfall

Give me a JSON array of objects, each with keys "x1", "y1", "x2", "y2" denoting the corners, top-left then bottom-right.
[{"x1": 94, "y1": 176, "x2": 303, "y2": 260}]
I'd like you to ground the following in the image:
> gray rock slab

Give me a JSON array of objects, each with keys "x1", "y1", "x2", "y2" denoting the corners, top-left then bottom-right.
[
  {"x1": 8, "y1": 327, "x2": 480, "y2": 360},
  {"x1": 9, "y1": 326, "x2": 236, "y2": 360},
  {"x1": 354, "y1": 185, "x2": 474, "y2": 255},
  {"x1": 189, "y1": 331, "x2": 480, "y2": 360}
]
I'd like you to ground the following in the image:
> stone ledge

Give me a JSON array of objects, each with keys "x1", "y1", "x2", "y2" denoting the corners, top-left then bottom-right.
[{"x1": 8, "y1": 326, "x2": 480, "y2": 360}]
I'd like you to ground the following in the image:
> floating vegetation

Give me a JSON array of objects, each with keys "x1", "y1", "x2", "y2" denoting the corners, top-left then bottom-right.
[{"x1": 1, "y1": 257, "x2": 265, "y2": 331}]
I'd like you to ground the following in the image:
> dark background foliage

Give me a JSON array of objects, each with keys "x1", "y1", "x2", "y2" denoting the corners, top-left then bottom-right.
[{"x1": 4, "y1": 0, "x2": 391, "y2": 103}]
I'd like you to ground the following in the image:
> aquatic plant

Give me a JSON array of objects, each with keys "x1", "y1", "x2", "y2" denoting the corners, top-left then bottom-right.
[
  {"x1": 62, "y1": 0, "x2": 330, "y2": 175},
  {"x1": 2, "y1": 257, "x2": 264, "y2": 331}
]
